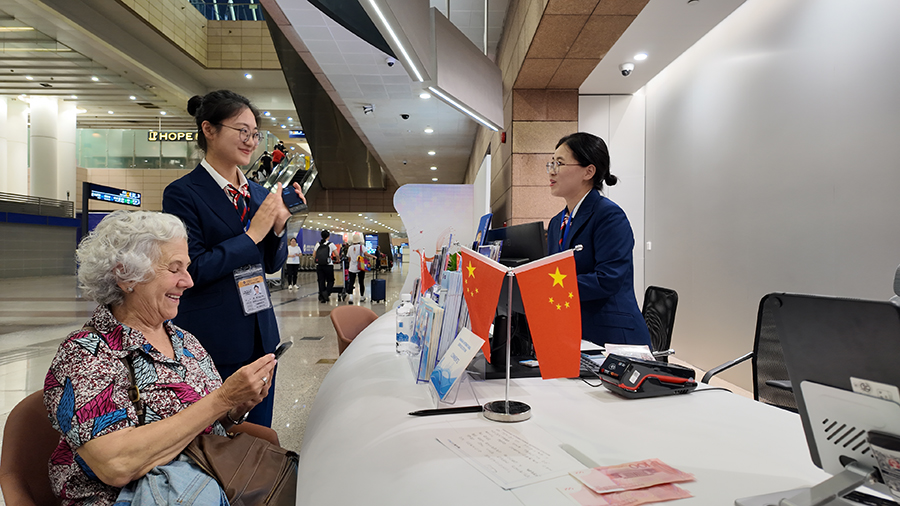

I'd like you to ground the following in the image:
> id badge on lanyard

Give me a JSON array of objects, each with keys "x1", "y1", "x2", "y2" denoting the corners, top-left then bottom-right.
[{"x1": 233, "y1": 264, "x2": 271, "y2": 315}]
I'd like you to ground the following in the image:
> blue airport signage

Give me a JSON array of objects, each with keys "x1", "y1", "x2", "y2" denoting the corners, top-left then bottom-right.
[
  {"x1": 288, "y1": 130, "x2": 305, "y2": 138},
  {"x1": 88, "y1": 183, "x2": 141, "y2": 207}
]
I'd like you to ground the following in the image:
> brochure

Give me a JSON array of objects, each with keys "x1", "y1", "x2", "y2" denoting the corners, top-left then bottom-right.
[{"x1": 430, "y1": 328, "x2": 484, "y2": 400}]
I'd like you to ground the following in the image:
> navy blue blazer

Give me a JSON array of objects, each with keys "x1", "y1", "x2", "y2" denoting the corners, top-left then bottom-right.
[
  {"x1": 547, "y1": 190, "x2": 650, "y2": 347},
  {"x1": 162, "y1": 164, "x2": 287, "y2": 365}
]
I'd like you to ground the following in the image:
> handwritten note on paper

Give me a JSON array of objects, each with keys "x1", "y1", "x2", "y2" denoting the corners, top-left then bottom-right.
[{"x1": 437, "y1": 427, "x2": 579, "y2": 490}]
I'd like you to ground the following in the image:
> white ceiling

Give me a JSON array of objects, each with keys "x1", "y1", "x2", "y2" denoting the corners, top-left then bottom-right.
[
  {"x1": 273, "y1": 0, "x2": 509, "y2": 186},
  {"x1": 0, "y1": 0, "x2": 747, "y2": 238}
]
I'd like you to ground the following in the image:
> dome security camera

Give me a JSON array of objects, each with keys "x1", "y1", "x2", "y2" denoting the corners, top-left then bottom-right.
[
  {"x1": 619, "y1": 62, "x2": 635, "y2": 77},
  {"x1": 400, "y1": 114, "x2": 410, "y2": 120},
  {"x1": 386, "y1": 57, "x2": 398, "y2": 67}
]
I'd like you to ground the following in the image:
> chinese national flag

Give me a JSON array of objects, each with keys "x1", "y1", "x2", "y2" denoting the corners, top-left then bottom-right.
[
  {"x1": 512, "y1": 250, "x2": 582, "y2": 379},
  {"x1": 415, "y1": 249, "x2": 436, "y2": 295},
  {"x1": 459, "y1": 247, "x2": 507, "y2": 362}
]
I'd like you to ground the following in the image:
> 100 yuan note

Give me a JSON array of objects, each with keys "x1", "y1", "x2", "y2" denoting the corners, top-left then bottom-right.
[
  {"x1": 570, "y1": 458, "x2": 694, "y2": 493},
  {"x1": 561, "y1": 483, "x2": 692, "y2": 506}
]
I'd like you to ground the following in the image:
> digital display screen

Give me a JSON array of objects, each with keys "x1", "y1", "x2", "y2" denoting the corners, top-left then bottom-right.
[
  {"x1": 365, "y1": 234, "x2": 378, "y2": 254},
  {"x1": 89, "y1": 183, "x2": 141, "y2": 207}
]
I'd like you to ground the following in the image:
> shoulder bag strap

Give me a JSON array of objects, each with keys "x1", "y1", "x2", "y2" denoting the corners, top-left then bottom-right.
[{"x1": 84, "y1": 324, "x2": 147, "y2": 426}]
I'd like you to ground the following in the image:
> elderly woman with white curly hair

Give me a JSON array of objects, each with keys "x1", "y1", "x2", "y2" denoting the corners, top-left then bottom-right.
[{"x1": 43, "y1": 210, "x2": 277, "y2": 506}]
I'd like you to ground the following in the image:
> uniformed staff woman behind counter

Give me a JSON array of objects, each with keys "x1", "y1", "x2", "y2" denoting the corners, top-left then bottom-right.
[
  {"x1": 546, "y1": 132, "x2": 651, "y2": 347},
  {"x1": 163, "y1": 90, "x2": 304, "y2": 426}
]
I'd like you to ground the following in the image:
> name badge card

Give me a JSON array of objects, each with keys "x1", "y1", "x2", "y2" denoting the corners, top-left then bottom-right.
[{"x1": 234, "y1": 264, "x2": 271, "y2": 315}]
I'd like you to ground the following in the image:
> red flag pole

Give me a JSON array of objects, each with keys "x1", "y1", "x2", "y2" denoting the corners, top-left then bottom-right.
[{"x1": 483, "y1": 271, "x2": 532, "y2": 423}]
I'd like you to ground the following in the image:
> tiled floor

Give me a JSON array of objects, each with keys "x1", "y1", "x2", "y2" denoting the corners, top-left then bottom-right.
[
  {"x1": 0, "y1": 264, "x2": 410, "y2": 504},
  {"x1": 0, "y1": 264, "x2": 749, "y2": 504}
]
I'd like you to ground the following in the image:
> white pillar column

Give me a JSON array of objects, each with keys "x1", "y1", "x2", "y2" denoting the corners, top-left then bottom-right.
[
  {"x1": 6, "y1": 99, "x2": 28, "y2": 195},
  {"x1": 29, "y1": 96, "x2": 58, "y2": 199},
  {"x1": 0, "y1": 97, "x2": 7, "y2": 193},
  {"x1": 57, "y1": 100, "x2": 77, "y2": 202}
]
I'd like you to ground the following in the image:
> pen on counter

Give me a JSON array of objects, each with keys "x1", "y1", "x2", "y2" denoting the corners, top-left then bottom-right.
[{"x1": 409, "y1": 405, "x2": 483, "y2": 417}]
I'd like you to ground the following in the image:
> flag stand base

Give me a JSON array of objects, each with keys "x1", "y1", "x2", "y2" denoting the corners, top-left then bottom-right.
[{"x1": 482, "y1": 400, "x2": 531, "y2": 422}]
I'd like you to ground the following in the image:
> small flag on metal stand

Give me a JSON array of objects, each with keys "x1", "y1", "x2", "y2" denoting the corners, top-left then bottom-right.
[{"x1": 459, "y1": 246, "x2": 582, "y2": 422}]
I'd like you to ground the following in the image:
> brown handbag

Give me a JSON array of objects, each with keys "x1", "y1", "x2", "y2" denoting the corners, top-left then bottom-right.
[
  {"x1": 117, "y1": 344, "x2": 299, "y2": 506},
  {"x1": 183, "y1": 433, "x2": 298, "y2": 506}
]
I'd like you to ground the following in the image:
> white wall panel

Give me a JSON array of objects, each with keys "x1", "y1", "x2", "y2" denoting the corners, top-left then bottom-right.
[
  {"x1": 579, "y1": 94, "x2": 646, "y2": 304},
  {"x1": 644, "y1": 0, "x2": 900, "y2": 388}
]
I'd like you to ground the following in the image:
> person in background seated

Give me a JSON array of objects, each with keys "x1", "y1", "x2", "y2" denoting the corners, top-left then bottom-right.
[
  {"x1": 44, "y1": 210, "x2": 276, "y2": 506},
  {"x1": 163, "y1": 89, "x2": 304, "y2": 427},
  {"x1": 546, "y1": 132, "x2": 651, "y2": 347}
]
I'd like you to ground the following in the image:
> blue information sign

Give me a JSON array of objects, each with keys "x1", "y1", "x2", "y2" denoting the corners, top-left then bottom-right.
[{"x1": 88, "y1": 183, "x2": 141, "y2": 207}]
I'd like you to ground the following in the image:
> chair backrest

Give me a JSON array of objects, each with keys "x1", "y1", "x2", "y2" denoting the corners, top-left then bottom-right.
[
  {"x1": 751, "y1": 295, "x2": 797, "y2": 412},
  {"x1": 0, "y1": 391, "x2": 62, "y2": 506},
  {"x1": 330, "y1": 306, "x2": 378, "y2": 355},
  {"x1": 641, "y1": 286, "x2": 678, "y2": 362},
  {"x1": 891, "y1": 264, "x2": 900, "y2": 306}
]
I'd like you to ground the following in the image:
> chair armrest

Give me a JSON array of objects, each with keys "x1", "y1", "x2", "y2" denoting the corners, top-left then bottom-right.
[
  {"x1": 764, "y1": 379, "x2": 793, "y2": 392},
  {"x1": 651, "y1": 349, "x2": 675, "y2": 359},
  {"x1": 700, "y1": 351, "x2": 753, "y2": 384},
  {"x1": 232, "y1": 422, "x2": 280, "y2": 446}
]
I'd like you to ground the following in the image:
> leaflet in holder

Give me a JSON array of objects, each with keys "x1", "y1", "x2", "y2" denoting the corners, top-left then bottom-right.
[{"x1": 598, "y1": 354, "x2": 697, "y2": 399}]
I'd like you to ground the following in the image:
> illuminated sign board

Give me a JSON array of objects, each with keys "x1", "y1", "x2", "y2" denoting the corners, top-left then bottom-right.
[
  {"x1": 148, "y1": 130, "x2": 197, "y2": 142},
  {"x1": 288, "y1": 130, "x2": 306, "y2": 138},
  {"x1": 88, "y1": 183, "x2": 141, "y2": 207}
]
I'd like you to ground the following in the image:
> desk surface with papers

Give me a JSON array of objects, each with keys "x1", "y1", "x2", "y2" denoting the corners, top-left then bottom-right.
[{"x1": 295, "y1": 312, "x2": 829, "y2": 505}]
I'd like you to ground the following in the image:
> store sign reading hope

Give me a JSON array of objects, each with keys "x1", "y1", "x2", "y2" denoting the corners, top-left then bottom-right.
[{"x1": 148, "y1": 131, "x2": 197, "y2": 142}]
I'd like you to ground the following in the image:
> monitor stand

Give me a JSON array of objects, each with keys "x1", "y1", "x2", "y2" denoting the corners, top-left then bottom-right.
[{"x1": 735, "y1": 461, "x2": 880, "y2": 506}]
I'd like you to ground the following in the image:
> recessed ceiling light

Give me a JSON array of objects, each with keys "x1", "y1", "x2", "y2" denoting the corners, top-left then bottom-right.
[
  {"x1": 280, "y1": 124, "x2": 286, "y2": 128},
  {"x1": 430, "y1": 166, "x2": 437, "y2": 171},
  {"x1": 264, "y1": 111, "x2": 271, "y2": 116},
  {"x1": 107, "y1": 110, "x2": 114, "y2": 114},
  {"x1": 358, "y1": 214, "x2": 363, "y2": 216},
  {"x1": 424, "y1": 127, "x2": 433, "y2": 134},
  {"x1": 25, "y1": 76, "x2": 33, "y2": 80},
  {"x1": 432, "y1": 177, "x2": 438, "y2": 181},
  {"x1": 327, "y1": 216, "x2": 332, "y2": 218},
  {"x1": 91, "y1": 76, "x2": 99, "y2": 82},
  {"x1": 245, "y1": 73, "x2": 252, "y2": 79},
  {"x1": 71, "y1": 95, "x2": 77, "y2": 99},
  {"x1": 160, "y1": 111, "x2": 167, "y2": 115},
  {"x1": 287, "y1": 117, "x2": 293, "y2": 121},
  {"x1": 419, "y1": 92, "x2": 431, "y2": 99},
  {"x1": 129, "y1": 95, "x2": 136, "y2": 100},
  {"x1": 428, "y1": 150, "x2": 435, "y2": 155},
  {"x1": 634, "y1": 53, "x2": 648, "y2": 61}
]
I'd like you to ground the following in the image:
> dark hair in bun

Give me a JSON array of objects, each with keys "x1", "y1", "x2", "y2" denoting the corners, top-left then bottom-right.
[
  {"x1": 556, "y1": 132, "x2": 617, "y2": 191},
  {"x1": 188, "y1": 90, "x2": 260, "y2": 152}
]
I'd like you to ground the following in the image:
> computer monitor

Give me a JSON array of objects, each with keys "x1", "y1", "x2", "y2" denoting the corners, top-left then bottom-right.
[
  {"x1": 482, "y1": 222, "x2": 548, "y2": 371},
  {"x1": 747, "y1": 293, "x2": 900, "y2": 504}
]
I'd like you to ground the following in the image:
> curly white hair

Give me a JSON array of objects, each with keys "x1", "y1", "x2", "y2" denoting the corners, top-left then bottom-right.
[{"x1": 76, "y1": 210, "x2": 187, "y2": 306}]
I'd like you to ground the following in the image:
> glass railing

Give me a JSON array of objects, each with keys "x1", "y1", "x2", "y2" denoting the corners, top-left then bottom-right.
[
  {"x1": 189, "y1": 0, "x2": 266, "y2": 21},
  {"x1": 0, "y1": 192, "x2": 74, "y2": 218}
]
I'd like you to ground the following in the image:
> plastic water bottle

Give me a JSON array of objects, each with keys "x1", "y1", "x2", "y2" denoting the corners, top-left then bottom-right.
[{"x1": 396, "y1": 293, "x2": 417, "y2": 355}]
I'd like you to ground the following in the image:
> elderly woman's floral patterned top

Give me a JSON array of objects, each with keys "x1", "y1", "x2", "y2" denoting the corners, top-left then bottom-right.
[{"x1": 43, "y1": 305, "x2": 227, "y2": 506}]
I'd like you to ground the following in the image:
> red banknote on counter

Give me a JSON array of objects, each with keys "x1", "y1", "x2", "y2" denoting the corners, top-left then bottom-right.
[
  {"x1": 561, "y1": 483, "x2": 692, "y2": 506},
  {"x1": 570, "y1": 459, "x2": 695, "y2": 494}
]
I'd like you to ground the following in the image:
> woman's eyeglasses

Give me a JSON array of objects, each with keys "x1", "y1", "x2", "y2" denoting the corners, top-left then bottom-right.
[
  {"x1": 219, "y1": 124, "x2": 262, "y2": 144},
  {"x1": 546, "y1": 160, "x2": 583, "y2": 175}
]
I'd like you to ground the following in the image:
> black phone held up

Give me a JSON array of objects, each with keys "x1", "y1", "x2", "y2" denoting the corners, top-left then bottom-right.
[
  {"x1": 282, "y1": 186, "x2": 308, "y2": 215},
  {"x1": 273, "y1": 341, "x2": 293, "y2": 360}
]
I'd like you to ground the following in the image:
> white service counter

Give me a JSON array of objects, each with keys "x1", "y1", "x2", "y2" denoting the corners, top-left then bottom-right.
[{"x1": 296, "y1": 311, "x2": 829, "y2": 505}]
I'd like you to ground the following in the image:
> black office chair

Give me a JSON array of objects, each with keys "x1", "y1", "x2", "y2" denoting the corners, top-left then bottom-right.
[
  {"x1": 701, "y1": 294, "x2": 797, "y2": 412},
  {"x1": 642, "y1": 286, "x2": 678, "y2": 363}
]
